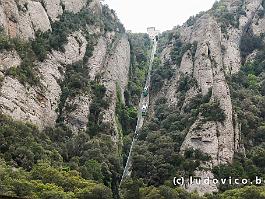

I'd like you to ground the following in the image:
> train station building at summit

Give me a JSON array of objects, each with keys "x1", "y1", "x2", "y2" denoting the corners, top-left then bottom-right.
[{"x1": 147, "y1": 27, "x2": 160, "y2": 40}]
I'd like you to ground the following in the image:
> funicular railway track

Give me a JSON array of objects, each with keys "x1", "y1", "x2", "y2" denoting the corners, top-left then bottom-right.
[{"x1": 120, "y1": 39, "x2": 157, "y2": 185}]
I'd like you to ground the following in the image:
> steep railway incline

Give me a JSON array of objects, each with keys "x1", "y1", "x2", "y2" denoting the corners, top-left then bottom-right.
[{"x1": 120, "y1": 39, "x2": 157, "y2": 185}]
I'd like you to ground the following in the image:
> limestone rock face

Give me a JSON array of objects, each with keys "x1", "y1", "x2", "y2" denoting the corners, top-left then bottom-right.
[
  {"x1": 0, "y1": 51, "x2": 21, "y2": 72},
  {"x1": 60, "y1": 34, "x2": 130, "y2": 134},
  {"x1": 0, "y1": 29, "x2": 90, "y2": 129},
  {"x1": 1, "y1": 0, "x2": 19, "y2": 37},
  {"x1": 61, "y1": 36, "x2": 108, "y2": 133},
  {"x1": 0, "y1": 6, "x2": 8, "y2": 33},
  {"x1": 87, "y1": 36, "x2": 108, "y2": 80},
  {"x1": 105, "y1": 35, "x2": 131, "y2": 97},
  {"x1": 0, "y1": 56, "x2": 61, "y2": 129},
  {"x1": 152, "y1": 0, "x2": 264, "y2": 194},
  {"x1": 17, "y1": 10, "x2": 35, "y2": 40},
  {"x1": 101, "y1": 34, "x2": 130, "y2": 140},
  {"x1": 222, "y1": 28, "x2": 241, "y2": 74},
  {"x1": 180, "y1": 50, "x2": 193, "y2": 75},
  {"x1": 27, "y1": 1, "x2": 51, "y2": 32},
  {"x1": 180, "y1": 18, "x2": 237, "y2": 194},
  {"x1": 0, "y1": 0, "x2": 130, "y2": 135},
  {"x1": 0, "y1": 0, "x2": 51, "y2": 40},
  {"x1": 42, "y1": 0, "x2": 63, "y2": 22},
  {"x1": 52, "y1": 31, "x2": 88, "y2": 65},
  {"x1": 89, "y1": 0, "x2": 102, "y2": 16},
  {"x1": 63, "y1": 95, "x2": 91, "y2": 132},
  {"x1": 61, "y1": 0, "x2": 87, "y2": 14},
  {"x1": 0, "y1": 74, "x2": 60, "y2": 128}
]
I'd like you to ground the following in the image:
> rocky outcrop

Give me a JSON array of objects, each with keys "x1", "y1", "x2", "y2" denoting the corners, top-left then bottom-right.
[
  {"x1": 53, "y1": 31, "x2": 88, "y2": 65},
  {"x1": 89, "y1": 0, "x2": 102, "y2": 16},
  {"x1": 27, "y1": 1, "x2": 51, "y2": 33},
  {"x1": 0, "y1": 50, "x2": 21, "y2": 82},
  {"x1": 0, "y1": 0, "x2": 96, "y2": 40},
  {"x1": 87, "y1": 37, "x2": 108, "y2": 80},
  {"x1": 0, "y1": 0, "x2": 49, "y2": 40},
  {"x1": 61, "y1": 36, "x2": 108, "y2": 132},
  {"x1": 179, "y1": 17, "x2": 237, "y2": 193},
  {"x1": 102, "y1": 35, "x2": 130, "y2": 102},
  {"x1": 17, "y1": 9, "x2": 35, "y2": 40},
  {"x1": 0, "y1": 30, "x2": 90, "y2": 129},
  {"x1": 0, "y1": 54, "x2": 59, "y2": 129},
  {"x1": 61, "y1": 34, "x2": 130, "y2": 134},
  {"x1": 101, "y1": 34, "x2": 130, "y2": 141},
  {"x1": 61, "y1": 0, "x2": 87, "y2": 14},
  {"x1": 42, "y1": 0, "x2": 63, "y2": 22},
  {"x1": 0, "y1": 0, "x2": 130, "y2": 135},
  {"x1": 0, "y1": 50, "x2": 21, "y2": 72},
  {"x1": 153, "y1": 0, "x2": 264, "y2": 194},
  {"x1": 180, "y1": 50, "x2": 193, "y2": 75},
  {"x1": 1, "y1": 0, "x2": 19, "y2": 38},
  {"x1": 0, "y1": 5, "x2": 7, "y2": 33},
  {"x1": 63, "y1": 94, "x2": 91, "y2": 132}
]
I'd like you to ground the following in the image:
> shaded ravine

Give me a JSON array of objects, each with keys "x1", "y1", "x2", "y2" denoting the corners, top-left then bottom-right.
[{"x1": 120, "y1": 39, "x2": 157, "y2": 185}]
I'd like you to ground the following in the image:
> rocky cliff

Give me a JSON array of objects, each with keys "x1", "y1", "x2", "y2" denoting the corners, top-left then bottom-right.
[
  {"x1": 0, "y1": 0, "x2": 130, "y2": 138},
  {"x1": 0, "y1": 1, "x2": 132, "y2": 197},
  {"x1": 148, "y1": 0, "x2": 265, "y2": 194}
]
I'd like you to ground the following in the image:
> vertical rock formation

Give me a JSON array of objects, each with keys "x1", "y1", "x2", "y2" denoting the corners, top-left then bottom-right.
[
  {"x1": 101, "y1": 34, "x2": 130, "y2": 142},
  {"x1": 0, "y1": 0, "x2": 130, "y2": 141},
  {"x1": 152, "y1": 0, "x2": 264, "y2": 194}
]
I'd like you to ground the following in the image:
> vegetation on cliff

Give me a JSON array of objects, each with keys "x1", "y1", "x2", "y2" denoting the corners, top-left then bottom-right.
[
  {"x1": 2, "y1": 0, "x2": 265, "y2": 198},
  {"x1": 213, "y1": 32, "x2": 265, "y2": 193},
  {"x1": 0, "y1": 2, "x2": 126, "y2": 199}
]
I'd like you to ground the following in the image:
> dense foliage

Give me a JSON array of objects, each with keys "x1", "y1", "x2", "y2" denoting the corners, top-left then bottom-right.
[
  {"x1": 87, "y1": 82, "x2": 111, "y2": 137},
  {"x1": 126, "y1": 33, "x2": 151, "y2": 105},
  {"x1": 102, "y1": 5, "x2": 125, "y2": 33},
  {"x1": 129, "y1": 90, "x2": 214, "y2": 188},
  {"x1": 186, "y1": 12, "x2": 205, "y2": 27},
  {"x1": 0, "y1": 159, "x2": 112, "y2": 199},
  {"x1": 240, "y1": 32, "x2": 264, "y2": 63},
  {"x1": 151, "y1": 57, "x2": 175, "y2": 93},
  {"x1": 116, "y1": 83, "x2": 137, "y2": 136},
  {"x1": 0, "y1": 114, "x2": 122, "y2": 198},
  {"x1": 211, "y1": 0, "x2": 245, "y2": 34}
]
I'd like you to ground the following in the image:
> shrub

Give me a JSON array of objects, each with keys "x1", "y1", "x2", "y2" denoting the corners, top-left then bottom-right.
[
  {"x1": 102, "y1": 5, "x2": 125, "y2": 33},
  {"x1": 87, "y1": 82, "x2": 110, "y2": 137},
  {"x1": 31, "y1": 31, "x2": 51, "y2": 61},
  {"x1": 127, "y1": 33, "x2": 151, "y2": 105},
  {"x1": 240, "y1": 33, "x2": 264, "y2": 62},
  {"x1": 151, "y1": 59, "x2": 175, "y2": 93},
  {"x1": 178, "y1": 75, "x2": 198, "y2": 93},
  {"x1": 186, "y1": 12, "x2": 205, "y2": 27},
  {"x1": 116, "y1": 83, "x2": 137, "y2": 135},
  {"x1": 200, "y1": 101, "x2": 226, "y2": 122},
  {"x1": 213, "y1": 3, "x2": 241, "y2": 32}
]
